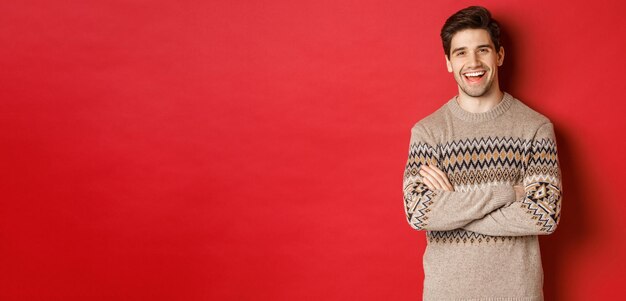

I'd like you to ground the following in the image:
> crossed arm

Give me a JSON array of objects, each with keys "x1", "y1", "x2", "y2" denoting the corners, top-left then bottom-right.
[
  {"x1": 419, "y1": 164, "x2": 525, "y2": 204},
  {"x1": 403, "y1": 123, "x2": 562, "y2": 236}
]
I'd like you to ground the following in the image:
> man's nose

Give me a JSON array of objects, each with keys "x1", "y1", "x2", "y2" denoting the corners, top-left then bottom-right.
[{"x1": 467, "y1": 52, "x2": 480, "y2": 67}]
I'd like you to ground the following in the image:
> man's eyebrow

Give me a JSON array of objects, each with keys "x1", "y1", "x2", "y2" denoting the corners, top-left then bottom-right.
[
  {"x1": 451, "y1": 47, "x2": 467, "y2": 54},
  {"x1": 476, "y1": 44, "x2": 494, "y2": 49},
  {"x1": 452, "y1": 44, "x2": 494, "y2": 54}
]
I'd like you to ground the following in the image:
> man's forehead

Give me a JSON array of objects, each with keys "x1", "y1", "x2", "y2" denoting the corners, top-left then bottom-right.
[{"x1": 450, "y1": 28, "x2": 494, "y2": 48}]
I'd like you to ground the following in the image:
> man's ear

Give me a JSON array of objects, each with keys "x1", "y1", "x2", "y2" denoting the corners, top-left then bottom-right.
[
  {"x1": 445, "y1": 55, "x2": 452, "y2": 72},
  {"x1": 497, "y1": 46, "x2": 505, "y2": 66}
]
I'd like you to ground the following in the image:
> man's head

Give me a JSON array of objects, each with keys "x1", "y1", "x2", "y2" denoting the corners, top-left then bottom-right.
[
  {"x1": 441, "y1": 6, "x2": 505, "y2": 98},
  {"x1": 441, "y1": 6, "x2": 501, "y2": 60}
]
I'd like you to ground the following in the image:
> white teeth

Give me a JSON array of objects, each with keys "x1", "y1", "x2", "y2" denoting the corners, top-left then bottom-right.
[{"x1": 464, "y1": 71, "x2": 485, "y2": 77}]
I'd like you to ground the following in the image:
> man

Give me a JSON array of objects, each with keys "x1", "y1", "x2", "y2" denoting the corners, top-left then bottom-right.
[{"x1": 402, "y1": 6, "x2": 562, "y2": 301}]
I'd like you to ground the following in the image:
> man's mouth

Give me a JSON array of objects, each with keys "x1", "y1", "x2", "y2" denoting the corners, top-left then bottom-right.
[{"x1": 462, "y1": 70, "x2": 486, "y2": 83}]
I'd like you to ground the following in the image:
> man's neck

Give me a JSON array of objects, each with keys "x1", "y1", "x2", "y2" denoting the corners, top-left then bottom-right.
[{"x1": 456, "y1": 89, "x2": 504, "y2": 114}]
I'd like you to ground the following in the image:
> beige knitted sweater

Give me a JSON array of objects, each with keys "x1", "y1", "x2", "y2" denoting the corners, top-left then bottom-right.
[{"x1": 402, "y1": 92, "x2": 562, "y2": 301}]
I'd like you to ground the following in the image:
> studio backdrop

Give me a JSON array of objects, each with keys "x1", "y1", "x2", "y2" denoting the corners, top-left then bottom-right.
[{"x1": 1, "y1": 0, "x2": 625, "y2": 300}]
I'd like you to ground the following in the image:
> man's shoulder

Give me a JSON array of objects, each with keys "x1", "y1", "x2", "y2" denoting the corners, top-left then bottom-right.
[
  {"x1": 508, "y1": 93, "x2": 553, "y2": 127},
  {"x1": 409, "y1": 104, "x2": 448, "y2": 142},
  {"x1": 410, "y1": 98, "x2": 450, "y2": 131}
]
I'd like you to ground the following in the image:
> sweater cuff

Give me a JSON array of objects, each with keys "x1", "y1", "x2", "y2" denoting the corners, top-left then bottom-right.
[{"x1": 490, "y1": 185, "x2": 516, "y2": 208}]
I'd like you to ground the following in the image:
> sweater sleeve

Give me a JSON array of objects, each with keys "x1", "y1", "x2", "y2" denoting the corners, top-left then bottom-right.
[
  {"x1": 462, "y1": 122, "x2": 563, "y2": 236},
  {"x1": 403, "y1": 124, "x2": 516, "y2": 231}
]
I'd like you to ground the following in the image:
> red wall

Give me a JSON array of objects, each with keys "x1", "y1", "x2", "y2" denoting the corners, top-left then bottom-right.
[{"x1": 2, "y1": 0, "x2": 625, "y2": 300}]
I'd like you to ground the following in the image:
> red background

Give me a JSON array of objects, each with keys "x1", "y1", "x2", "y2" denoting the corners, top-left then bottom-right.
[{"x1": 2, "y1": 0, "x2": 625, "y2": 300}]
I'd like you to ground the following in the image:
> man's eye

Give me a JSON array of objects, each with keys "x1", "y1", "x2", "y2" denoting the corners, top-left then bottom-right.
[
  {"x1": 456, "y1": 51, "x2": 465, "y2": 56},
  {"x1": 479, "y1": 48, "x2": 488, "y2": 53}
]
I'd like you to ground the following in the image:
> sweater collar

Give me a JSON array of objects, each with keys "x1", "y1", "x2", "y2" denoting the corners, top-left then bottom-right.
[{"x1": 446, "y1": 92, "x2": 514, "y2": 122}]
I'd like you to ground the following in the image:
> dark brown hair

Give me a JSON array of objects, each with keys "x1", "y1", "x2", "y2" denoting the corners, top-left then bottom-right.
[{"x1": 440, "y1": 6, "x2": 501, "y2": 58}]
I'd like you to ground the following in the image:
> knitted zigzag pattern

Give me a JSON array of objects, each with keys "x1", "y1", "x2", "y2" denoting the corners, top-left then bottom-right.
[{"x1": 403, "y1": 136, "x2": 561, "y2": 242}]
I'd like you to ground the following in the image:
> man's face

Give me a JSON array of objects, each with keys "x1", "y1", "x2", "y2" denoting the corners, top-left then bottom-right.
[{"x1": 445, "y1": 28, "x2": 504, "y2": 98}]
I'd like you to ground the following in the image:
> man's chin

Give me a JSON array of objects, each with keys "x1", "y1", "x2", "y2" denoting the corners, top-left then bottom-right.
[
  {"x1": 464, "y1": 90, "x2": 488, "y2": 97},
  {"x1": 458, "y1": 83, "x2": 493, "y2": 98}
]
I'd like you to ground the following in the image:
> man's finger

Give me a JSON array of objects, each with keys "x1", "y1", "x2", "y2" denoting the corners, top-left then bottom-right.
[
  {"x1": 419, "y1": 167, "x2": 437, "y2": 189},
  {"x1": 513, "y1": 185, "x2": 525, "y2": 201},
  {"x1": 420, "y1": 169, "x2": 441, "y2": 190},
  {"x1": 424, "y1": 165, "x2": 454, "y2": 191},
  {"x1": 426, "y1": 164, "x2": 454, "y2": 189},
  {"x1": 422, "y1": 176, "x2": 436, "y2": 190},
  {"x1": 422, "y1": 165, "x2": 448, "y2": 190}
]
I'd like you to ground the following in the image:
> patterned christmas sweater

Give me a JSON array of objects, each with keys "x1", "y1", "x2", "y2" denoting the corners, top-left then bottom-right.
[{"x1": 402, "y1": 92, "x2": 562, "y2": 301}]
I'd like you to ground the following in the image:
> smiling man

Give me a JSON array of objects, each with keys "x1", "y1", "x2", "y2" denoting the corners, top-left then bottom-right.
[{"x1": 402, "y1": 6, "x2": 562, "y2": 301}]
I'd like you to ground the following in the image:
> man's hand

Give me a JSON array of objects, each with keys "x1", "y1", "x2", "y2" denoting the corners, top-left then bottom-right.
[
  {"x1": 513, "y1": 185, "x2": 525, "y2": 201},
  {"x1": 419, "y1": 164, "x2": 455, "y2": 191}
]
